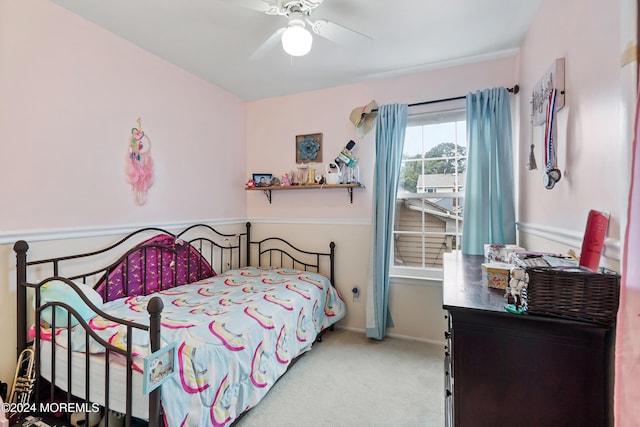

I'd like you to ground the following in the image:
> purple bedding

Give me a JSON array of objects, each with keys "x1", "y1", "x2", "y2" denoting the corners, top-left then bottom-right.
[{"x1": 94, "y1": 234, "x2": 215, "y2": 302}]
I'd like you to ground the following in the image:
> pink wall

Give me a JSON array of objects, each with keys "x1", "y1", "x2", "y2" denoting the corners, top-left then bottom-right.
[
  {"x1": 517, "y1": 0, "x2": 622, "y2": 245},
  {"x1": 0, "y1": 0, "x2": 629, "y2": 399},
  {"x1": 246, "y1": 56, "x2": 518, "y2": 218},
  {"x1": 245, "y1": 57, "x2": 519, "y2": 342},
  {"x1": 0, "y1": 0, "x2": 247, "y2": 233}
]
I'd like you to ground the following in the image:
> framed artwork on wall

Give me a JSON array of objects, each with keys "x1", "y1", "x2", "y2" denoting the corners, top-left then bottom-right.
[{"x1": 295, "y1": 133, "x2": 323, "y2": 163}]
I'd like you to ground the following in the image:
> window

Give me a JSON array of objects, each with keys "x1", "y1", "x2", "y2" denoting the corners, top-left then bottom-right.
[{"x1": 392, "y1": 107, "x2": 466, "y2": 279}]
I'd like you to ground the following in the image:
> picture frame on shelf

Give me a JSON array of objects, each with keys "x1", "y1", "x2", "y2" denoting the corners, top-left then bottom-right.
[
  {"x1": 295, "y1": 133, "x2": 323, "y2": 163},
  {"x1": 252, "y1": 173, "x2": 273, "y2": 187}
]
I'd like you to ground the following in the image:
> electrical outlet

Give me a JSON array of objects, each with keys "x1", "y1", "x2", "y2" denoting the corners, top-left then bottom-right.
[{"x1": 351, "y1": 286, "x2": 360, "y2": 302}]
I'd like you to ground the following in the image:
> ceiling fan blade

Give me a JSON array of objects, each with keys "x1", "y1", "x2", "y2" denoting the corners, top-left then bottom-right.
[
  {"x1": 309, "y1": 19, "x2": 372, "y2": 46},
  {"x1": 250, "y1": 27, "x2": 287, "y2": 60},
  {"x1": 217, "y1": 0, "x2": 281, "y2": 15}
]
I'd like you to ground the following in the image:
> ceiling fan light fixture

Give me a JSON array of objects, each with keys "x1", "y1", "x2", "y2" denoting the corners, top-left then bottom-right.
[{"x1": 281, "y1": 23, "x2": 313, "y2": 56}]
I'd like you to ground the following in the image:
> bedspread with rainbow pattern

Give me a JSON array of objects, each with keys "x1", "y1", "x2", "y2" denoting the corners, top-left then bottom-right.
[{"x1": 44, "y1": 266, "x2": 345, "y2": 426}]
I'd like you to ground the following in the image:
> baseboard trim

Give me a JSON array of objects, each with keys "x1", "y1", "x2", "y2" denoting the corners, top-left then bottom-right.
[
  {"x1": 335, "y1": 325, "x2": 445, "y2": 346},
  {"x1": 517, "y1": 221, "x2": 620, "y2": 261}
]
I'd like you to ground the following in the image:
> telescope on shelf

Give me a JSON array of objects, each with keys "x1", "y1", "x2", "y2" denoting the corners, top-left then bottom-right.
[
  {"x1": 334, "y1": 140, "x2": 356, "y2": 168},
  {"x1": 333, "y1": 140, "x2": 360, "y2": 184}
]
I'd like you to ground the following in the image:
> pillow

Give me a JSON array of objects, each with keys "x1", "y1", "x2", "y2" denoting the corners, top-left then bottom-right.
[{"x1": 39, "y1": 279, "x2": 104, "y2": 327}]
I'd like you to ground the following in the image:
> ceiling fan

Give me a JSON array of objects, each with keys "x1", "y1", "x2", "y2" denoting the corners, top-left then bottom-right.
[{"x1": 219, "y1": 0, "x2": 372, "y2": 59}]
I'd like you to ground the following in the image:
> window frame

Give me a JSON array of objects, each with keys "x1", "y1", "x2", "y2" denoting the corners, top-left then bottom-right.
[{"x1": 391, "y1": 101, "x2": 467, "y2": 282}]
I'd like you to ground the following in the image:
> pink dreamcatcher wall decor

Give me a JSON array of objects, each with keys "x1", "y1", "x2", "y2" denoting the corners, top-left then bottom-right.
[{"x1": 126, "y1": 117, "x2": 154, "y2": 205}]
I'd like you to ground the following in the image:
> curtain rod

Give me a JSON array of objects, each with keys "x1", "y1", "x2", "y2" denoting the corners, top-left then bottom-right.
[{"x1": 372, "y1": 84, "x2": 519, "y2": 111}]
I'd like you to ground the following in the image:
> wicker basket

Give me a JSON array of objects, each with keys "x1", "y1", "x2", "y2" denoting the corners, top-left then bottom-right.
[{"x1": 525, "y1": 266, "x2": 620, "y2": 326}]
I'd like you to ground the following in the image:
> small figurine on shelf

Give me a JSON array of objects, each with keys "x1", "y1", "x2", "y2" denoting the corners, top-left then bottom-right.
[
  {"x1": 281, "y1": 173, "x2": 291, "y2": 186},
  {"x1": 271, "y1": 177, "x2": 281, "y2": 186},
  {"x1": 245, "y1": 179, "x2": 256, "y2": 189}
]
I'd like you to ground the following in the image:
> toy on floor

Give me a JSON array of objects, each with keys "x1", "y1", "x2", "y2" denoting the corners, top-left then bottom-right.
[{"x1": 70, "y1": 410, "x2": 101, "y2": 427}]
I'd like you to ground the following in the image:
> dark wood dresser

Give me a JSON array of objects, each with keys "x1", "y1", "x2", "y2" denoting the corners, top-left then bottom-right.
[{"x1": 443, "y1": 252, "x2": 613, "y2": 427}]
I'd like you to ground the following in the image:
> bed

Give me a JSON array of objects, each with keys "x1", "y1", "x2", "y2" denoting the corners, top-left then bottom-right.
[{"x1": 14, "y1": 222, "x2": 345, "y2": 427}]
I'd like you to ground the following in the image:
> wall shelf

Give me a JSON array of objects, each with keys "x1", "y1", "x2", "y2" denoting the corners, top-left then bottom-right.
[{"x1": 245, "y1": 183, "x2": 365, "y2": 204}]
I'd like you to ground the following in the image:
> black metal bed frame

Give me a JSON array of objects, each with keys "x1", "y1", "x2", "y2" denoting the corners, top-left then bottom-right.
[{"x1": 14, "y1": 221, "x2": 336, "y2": 427}]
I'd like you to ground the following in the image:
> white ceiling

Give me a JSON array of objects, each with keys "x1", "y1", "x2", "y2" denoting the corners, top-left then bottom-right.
[{"x1": 50, "y1": 0, "x2": 543, "y2": 101}]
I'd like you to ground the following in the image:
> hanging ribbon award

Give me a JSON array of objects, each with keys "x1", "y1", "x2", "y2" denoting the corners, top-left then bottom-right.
[{"x1": 543, "y1": 88, "x2": 561, "y2": 189}]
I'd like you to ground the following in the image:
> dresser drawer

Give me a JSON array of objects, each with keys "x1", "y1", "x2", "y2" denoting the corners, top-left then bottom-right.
[{"x1": 444, "y1": 312, "x2": 454, "y2": 427}]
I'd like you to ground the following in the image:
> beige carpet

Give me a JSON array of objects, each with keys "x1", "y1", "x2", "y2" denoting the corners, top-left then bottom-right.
[{"x1": 235, "y1": 328, "x2": 445, "y2": 427}]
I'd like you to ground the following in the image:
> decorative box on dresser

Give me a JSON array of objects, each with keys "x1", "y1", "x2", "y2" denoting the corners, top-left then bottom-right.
[{"x1": 442, "y1": 252, "x2": 614, "y2": 427}]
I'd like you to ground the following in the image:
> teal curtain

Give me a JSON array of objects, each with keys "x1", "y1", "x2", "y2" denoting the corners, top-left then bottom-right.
[
  {"x1": 462, "y1": 87, "x2": 516, "y2": 255},
  {"x1": 366, "y1": 104, "x2": 408, "y2": 340}
]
